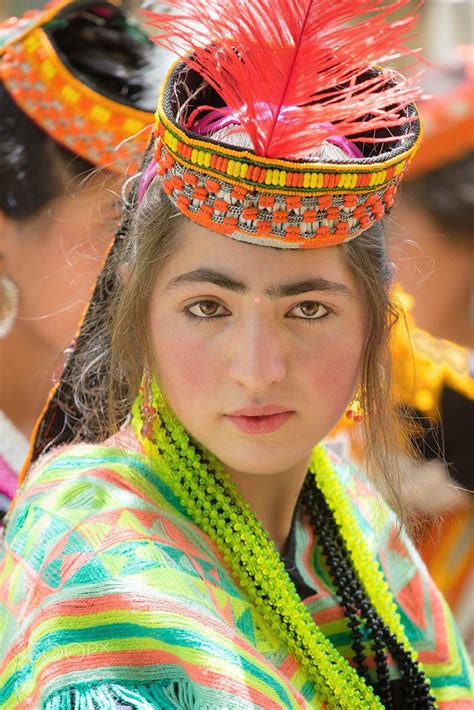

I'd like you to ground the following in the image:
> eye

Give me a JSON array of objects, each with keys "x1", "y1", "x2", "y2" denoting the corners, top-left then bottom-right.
[
  {"x1": 185, "y1": 299, "x2": 230, "y2": 319},
  {"x1": 287, "y1": 301, "x2": 329, "y2": 320}
]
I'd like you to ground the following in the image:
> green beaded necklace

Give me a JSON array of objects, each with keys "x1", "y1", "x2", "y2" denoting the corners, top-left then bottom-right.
[{"x1": 132, "y1": 380, "x2": 425, "y2": 710}]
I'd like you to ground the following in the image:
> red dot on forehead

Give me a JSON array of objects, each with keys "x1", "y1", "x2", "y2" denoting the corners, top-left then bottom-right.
[{"x1": 253, "y1": 296, "x2": 261, "y2": 304}]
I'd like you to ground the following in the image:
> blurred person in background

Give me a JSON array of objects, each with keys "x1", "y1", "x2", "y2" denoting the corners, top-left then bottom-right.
[
  {"x1": 386, "y1": 47, "x2": 474, "y2": 656},
  {"x1": 390, "y1": 46, "x2": 473, "y2": 349},
  {"x1": 0, "y1": 0, "x2": 163, "y2": 522}
]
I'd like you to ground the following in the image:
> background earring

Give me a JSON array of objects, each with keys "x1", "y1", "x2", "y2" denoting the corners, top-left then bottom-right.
[{"x1": 0, "y1": 273, "x2": 19, "y2": 339}]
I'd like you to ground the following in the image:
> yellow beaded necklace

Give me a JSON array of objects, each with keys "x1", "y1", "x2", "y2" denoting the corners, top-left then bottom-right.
[{"x1": 132, "y1": 380, "x2": 426, "y2": 709}]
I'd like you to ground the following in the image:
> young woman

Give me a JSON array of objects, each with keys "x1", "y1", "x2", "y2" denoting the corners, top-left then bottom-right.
[
  {"x1": 0, "y1": 0, "x2": 164, "y2": 519},
  {"x1": 0, "y1": 0, "x2": 472, "y2": 708}
]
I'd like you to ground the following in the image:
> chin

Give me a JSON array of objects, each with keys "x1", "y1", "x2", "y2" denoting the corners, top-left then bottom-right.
[{"x1": 213, "y1": 439, "x2": 314, "y2": 477}]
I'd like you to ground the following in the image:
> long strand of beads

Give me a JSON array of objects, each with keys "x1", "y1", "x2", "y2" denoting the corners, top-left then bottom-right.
[
  {"x1": 133, "y1": 386, "x2": 382, "y2": 709},
  {"x1": 304, "y1": 476, "x2": 406, "y2": 708},
  {"x1": 310, "y1": 448, "x2": 414, "y2": 653},
  {"x1": 302, "y1": 474, "x2": 396, "y2": 706},
  {"x1": 301, "y1": 477, "x2": 374, "y2": 682},
  {"x1": 308, "y1": 453, "x2": 436, "y2": 708},
  {"x1": 132, "y1": 381, "x2": 437, "y2": 709}
]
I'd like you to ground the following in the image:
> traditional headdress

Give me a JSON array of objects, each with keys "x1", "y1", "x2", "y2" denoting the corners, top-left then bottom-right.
[
  {"x1": 23, "y1": 0, "x2": 422, "y2": 470},
  {"x1": 0, "y1": 0, "x2": 162, "y2": 175},
  {"x1": 139, "y1": 0, "x2": 423, "y2": 248}
]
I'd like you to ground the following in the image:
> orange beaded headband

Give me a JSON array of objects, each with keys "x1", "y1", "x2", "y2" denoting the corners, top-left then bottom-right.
[
  {"x1": 0, "y1": 0, "x2": 154, "y2": 175},
  {"x1": 151, "y1": 60, "x2": 422, "y2": 249}
]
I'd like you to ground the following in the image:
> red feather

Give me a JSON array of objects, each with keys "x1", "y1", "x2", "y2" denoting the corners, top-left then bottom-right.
[{"x1": 144, "y1": 0, "x2": 421, "y2": 159}]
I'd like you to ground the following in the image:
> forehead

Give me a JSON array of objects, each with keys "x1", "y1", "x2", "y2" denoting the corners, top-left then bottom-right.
[{"x1": 156, "y1": 220, "x2": 357, "y2": 288}]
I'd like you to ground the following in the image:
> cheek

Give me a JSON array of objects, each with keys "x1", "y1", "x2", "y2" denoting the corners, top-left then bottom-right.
[
  {"x1": 151, "y1": 313, "x2": 223, "y2": 405},
  {"x1": 300, "y1": 325, "x2": 365, "y2": 423},
  {"x1": 313, "y1": 344, "x2": 360, "y2": 397}
]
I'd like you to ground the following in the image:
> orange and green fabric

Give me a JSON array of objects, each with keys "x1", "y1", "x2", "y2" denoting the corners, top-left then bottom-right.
[
  {"x1": 418, "y1": 505, "x2": 474, "y2": 659},
  {"x1": 0, "y1": 433, "x2": 472, "y2": 709}
]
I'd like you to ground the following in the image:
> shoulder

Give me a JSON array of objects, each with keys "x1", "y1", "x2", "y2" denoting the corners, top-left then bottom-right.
[
  {"x1": 1, "y1": 436, "x2": 210, "y2": 610},
  {"x1": 323, "y1": 445, "x2": 474, "y2": 703},
  {"x1": 323, "y1": 442, "x2": 391, "y2": 541},
  {"x1": 7, "y1": 433, "x2": 160, "y2": 527},
  {"x1": 1, "y1": 445, "x2": 306, "y2": 710},
  {"x1": 324, "y1": 443, "x2": 438, "y2": 591},
  {"x1": 1, "y1": 435, "x2": 237, "y2": 617},
  {"x1": 2, "y1": 436, "x2": 211, "y2": 573},
  {"x1": 22, "y1": 430, "x2": 147, "y2": 489},
  {"x1": 0, "y1": 442, "x2": 261, "y2": 704}
]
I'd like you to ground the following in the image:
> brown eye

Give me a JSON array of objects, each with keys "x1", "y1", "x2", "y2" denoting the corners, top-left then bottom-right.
[
  {"x1": 186, "y1": 300, "x2": 229, "y2": 318},
  {"x1": 199, "y1": 301, "x2": 220, "y2": 316},
  {"x1": 288, "y1": 301, "x2": 329, "y2": 320}
]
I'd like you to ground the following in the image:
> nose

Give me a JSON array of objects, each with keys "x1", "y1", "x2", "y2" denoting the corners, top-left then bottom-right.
[{"x1": 228, "y1": 316, "x2": 286, "y2": 392}]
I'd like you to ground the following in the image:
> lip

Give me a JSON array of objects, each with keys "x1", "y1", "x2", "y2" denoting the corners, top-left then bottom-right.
[
  {"x1": 225, "y1": 406, "x2": 293, "y2": 434},
  {"x1": 229, "y1": 405, "x2": 290, "y2": 417}
]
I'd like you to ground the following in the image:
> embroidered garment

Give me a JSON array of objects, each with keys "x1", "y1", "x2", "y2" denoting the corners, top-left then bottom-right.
[
  {"x1": 419, "y1": 507, "x2": 474, "y2": 660},
  {"x1": 0, "y1": 434, "x2": 472, "y2": 709}
]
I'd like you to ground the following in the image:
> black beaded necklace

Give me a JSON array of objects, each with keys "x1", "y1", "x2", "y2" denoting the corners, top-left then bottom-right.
[{"x1": 301, "y1": 475, "x2": 437, "y2": 709}]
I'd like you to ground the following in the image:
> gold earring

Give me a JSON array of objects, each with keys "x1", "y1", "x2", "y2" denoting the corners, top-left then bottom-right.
[
  {"x1": 345, "y1": 388, "x2": 364, "y2": 423},
  {"x1": 140, "y1": 367, "x2": 157, "y2": 439}
]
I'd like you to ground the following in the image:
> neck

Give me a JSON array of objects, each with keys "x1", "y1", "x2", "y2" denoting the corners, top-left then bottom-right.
[
  {"x1": 225, "y1": 455, "x2": 312, "y2": 553},
  {"x1": 0, "y1": 322, "x2": 61, "y2": 437},
  {"x1": 136, "y1": 381, "x2": 313, "y2": 555}
]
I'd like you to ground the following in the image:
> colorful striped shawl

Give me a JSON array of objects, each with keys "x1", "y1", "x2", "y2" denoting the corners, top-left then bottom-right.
[{"x1": 0, "y1": 435, "x2": 472, "y2": 709}]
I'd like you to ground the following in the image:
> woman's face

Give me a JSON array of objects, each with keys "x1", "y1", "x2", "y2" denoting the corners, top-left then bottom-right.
[
  {"x1": 150, "y1": 222, "x2": 369, "y2": 476},
  {"x1": 0, "y1": 172, "x2": 121, "y2": 355}
]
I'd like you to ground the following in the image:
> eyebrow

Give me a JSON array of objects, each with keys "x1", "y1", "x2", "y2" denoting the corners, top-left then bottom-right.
[
  {"x1": 167, "y1": 268, "x2": 247, "y2": 294},
  {"x1": 166, "y1": 268, "x2": 353, "y2": 299},
  {"x1": 266, "y1": 278, "x2": 353, "y2": 299}
]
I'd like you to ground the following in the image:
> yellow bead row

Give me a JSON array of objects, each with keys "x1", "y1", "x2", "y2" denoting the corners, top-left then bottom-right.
[{"x1": 161, "y1": 125, "x2": 408, "y2": 192}]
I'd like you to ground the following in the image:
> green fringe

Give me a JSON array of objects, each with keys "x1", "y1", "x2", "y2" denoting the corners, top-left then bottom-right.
[{"x1": 45, "y1": 679, "x2": 198, "y2": 710}]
